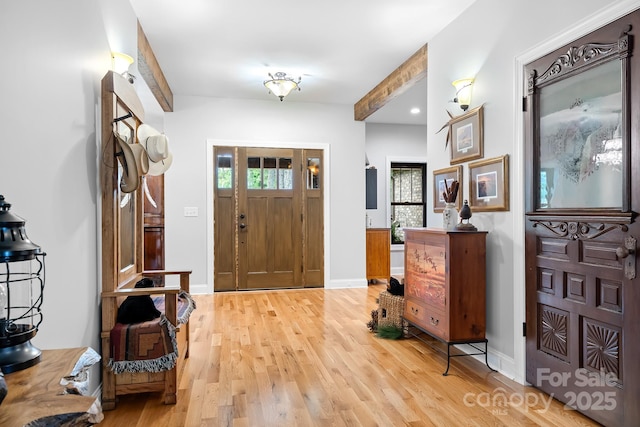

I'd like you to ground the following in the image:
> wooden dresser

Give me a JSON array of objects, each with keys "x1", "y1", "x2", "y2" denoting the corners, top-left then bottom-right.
[
  {"x1": 366, "y1": 228, "x2": 390, "y2": 283},
  {"x1": 403, "y1": 228, "x2": 492, "y2": 374}
]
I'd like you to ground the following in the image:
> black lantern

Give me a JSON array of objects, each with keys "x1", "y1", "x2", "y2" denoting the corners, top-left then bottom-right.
[{"x1": 0, "y1": 195, "x2": 46, "y2": 373}]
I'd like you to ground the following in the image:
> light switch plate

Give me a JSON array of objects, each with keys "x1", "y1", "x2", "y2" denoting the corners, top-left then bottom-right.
[{"x1": 184, "y1": 207, "x2": 198, "y2": 217}]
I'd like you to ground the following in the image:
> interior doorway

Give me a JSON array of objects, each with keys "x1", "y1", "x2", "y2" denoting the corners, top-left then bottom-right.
[{"x1": 213, "y1": 145, "x2": 324, "y2": 291}]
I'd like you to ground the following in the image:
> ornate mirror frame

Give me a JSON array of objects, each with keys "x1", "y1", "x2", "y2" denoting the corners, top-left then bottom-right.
[{"x1": 526, "y1": 27, "x2": 632, "y2": 217}]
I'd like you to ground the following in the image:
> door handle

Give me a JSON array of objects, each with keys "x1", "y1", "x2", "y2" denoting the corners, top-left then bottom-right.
[
  {"x1": 615, "y1": 245, "x2": 634, "y2": 259},
  {"x1": 617, "y1": 236, "x2": 636, "y2": 279}
]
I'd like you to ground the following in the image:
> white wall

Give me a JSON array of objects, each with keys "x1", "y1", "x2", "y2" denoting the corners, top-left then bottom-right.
[
  {"x1": 365, "y1": 123, "x2": 428, "y2": 275},
  {"x1": 0, "y1": 1, "x2": 113, "y2": 396},
  {"x1": 0, "y1": 1, "x2": 111, "y2": 351},
  {"x1": 0, "y1": 0, "x2": 165, "y2": 395},
  {"x1": 425, "y1": 0, "x2": 637, "y2": 382},
  {"x1": 163, "y1": 96, "x2": 367, "y2": 292}
]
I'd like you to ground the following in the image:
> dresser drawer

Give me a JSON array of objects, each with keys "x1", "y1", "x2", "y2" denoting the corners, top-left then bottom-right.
[
  {"x1": 424, "y1": 308, "x2": 449, "y2": 341},
  {"x1": 404, "y1": 298, "x2": 449, "y2": 341},
  {"x1": 404, "y1": 298, "x2": 426, "y2": 325}
]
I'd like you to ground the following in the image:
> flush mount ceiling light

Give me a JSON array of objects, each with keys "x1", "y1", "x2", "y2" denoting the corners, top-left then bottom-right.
[{"x1": 264, "y1": 72, "x2": 301, "y2": 101}]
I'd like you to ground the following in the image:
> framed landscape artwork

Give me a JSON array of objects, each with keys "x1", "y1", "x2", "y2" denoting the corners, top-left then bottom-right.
[
  {"x1": 449, "y1": 105, "x2": 484, "y2": 165},
  {"x1": 468, "y1": 155, "x2": 509, "y2": 212}
]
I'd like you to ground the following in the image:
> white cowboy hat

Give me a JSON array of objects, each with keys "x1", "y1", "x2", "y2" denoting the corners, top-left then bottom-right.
[
  {"x1": 114, "y1": 132, "x2": 149, "y2": 193},
  {"x1": 137, "y1": 124, "x2": 173, "y2": 176}
]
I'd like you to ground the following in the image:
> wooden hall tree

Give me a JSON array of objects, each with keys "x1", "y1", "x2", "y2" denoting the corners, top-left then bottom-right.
[{"x1": 99, "y1": 70, "x2": 191, "y2": 410}]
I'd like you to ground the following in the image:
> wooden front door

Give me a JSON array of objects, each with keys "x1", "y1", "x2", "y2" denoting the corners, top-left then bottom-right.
[
  {"x1": 213, "y1": 146, "x2": 324, "y2": 291},
  {"x1": 524, "y1": 12, "x2": 640, "y2": 426}
]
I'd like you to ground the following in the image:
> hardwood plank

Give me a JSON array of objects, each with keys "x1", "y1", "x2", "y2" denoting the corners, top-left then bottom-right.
[
  {"x1": 99, "y1": 285, "x2": 599, "y2": 426},
  {"x1": 354, "y1": 44, "x2": 427, "y2": 121}
]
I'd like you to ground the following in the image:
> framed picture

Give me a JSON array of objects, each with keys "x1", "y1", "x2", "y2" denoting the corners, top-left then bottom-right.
[
  {"x1": 468, "y1": 155, "x2": 509, "y2": 212},
  {"x1": 449, "y1": 105, "x2": 484, "y2": 165},
  {"x1": 433, "y1": 165, "x2": 462, "y2": 212}
]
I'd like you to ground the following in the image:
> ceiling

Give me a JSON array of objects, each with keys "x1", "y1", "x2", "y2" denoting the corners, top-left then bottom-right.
[{"x1": 129, "y1": 0, "x2": 476, "y2": 125}]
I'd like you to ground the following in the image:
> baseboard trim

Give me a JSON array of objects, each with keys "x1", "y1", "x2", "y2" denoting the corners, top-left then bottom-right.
[
  {"x1": 188, "y1": 283, "x2": 209, "y2": 295},
  {"x1": 451, "y1": 343, "x2": 519, "y2": 383},
  {"x1": 326, "y1": 278, "x2": 368, "y2": 289}
]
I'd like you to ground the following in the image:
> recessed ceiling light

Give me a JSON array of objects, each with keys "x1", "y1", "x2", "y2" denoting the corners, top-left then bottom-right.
[{"x1": 410, "y1": 107, "x2": 421, "y2": 115}]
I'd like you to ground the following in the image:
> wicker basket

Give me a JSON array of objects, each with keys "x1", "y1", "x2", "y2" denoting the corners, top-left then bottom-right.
[{"x1": 377, "y1": 291, "x2": 408, "y2": 333}]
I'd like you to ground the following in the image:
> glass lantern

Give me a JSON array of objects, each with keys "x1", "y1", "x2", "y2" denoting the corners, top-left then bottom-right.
[{"x1": 0, "y1": 195, "x2": 46, "y2": 373}]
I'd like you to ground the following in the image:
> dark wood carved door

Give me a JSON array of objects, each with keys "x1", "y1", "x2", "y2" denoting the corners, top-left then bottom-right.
[{"x1": 524, "y1": 11, "x2": 640, "y2": 427}]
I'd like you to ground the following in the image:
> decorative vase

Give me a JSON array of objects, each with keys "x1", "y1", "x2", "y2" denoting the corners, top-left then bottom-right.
[{"x1": 442, "y1": 202, "x2": 458, "y2": 230}]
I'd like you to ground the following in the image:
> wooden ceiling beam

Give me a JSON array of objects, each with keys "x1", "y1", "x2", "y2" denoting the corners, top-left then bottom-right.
[
  {"x1": 137, "y1": 20, "x2": 174, "y2": 112},
  {"x1": 354, "y1": 44, "x2": 427, "y2": 122}
]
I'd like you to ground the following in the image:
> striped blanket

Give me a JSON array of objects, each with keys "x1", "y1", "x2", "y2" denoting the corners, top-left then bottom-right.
[
  {"x1": 107, "y1": 291, "x2": 195, "y2": 374},
  {"x1": 152, "y1": 290, "x2": 196, "y2": 326}
]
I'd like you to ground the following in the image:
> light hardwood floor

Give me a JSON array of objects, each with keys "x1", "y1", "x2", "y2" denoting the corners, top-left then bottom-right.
[{"x1": 99, "y1": 284, "x2": 600, "y2": 426}]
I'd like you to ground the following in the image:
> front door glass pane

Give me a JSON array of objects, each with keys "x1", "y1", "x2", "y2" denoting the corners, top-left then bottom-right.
[
  {"x1": 263, "y1": 157, "x2": 277, "y2": 189},
  {"x1": 538, "y1": 59, "x2": 622, "y2": 209},
  {"x1": 217, "y1": 154, "x2": 232, "y2": 189},
  {"x1": 247, "y1": 157, "x2": 261, "y2": 189},
  {"x1": 279, "y1": 158, "x2": 293, "y2": 189},
  {"x1": 307, "y1": 157, "x2": 320, "y2": 189}
]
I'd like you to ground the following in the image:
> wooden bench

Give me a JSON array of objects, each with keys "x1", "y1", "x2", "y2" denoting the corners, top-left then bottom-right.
[{"x1": 100, "y1": 270, "x2": 191, "y2": 411}]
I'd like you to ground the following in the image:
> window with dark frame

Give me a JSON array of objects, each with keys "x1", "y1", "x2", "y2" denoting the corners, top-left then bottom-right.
[{"x1": 390, "y1": 162, "x2": 426, "y2": 244}]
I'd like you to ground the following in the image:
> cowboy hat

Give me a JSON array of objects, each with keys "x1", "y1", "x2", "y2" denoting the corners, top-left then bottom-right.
[
  {"x1": 137, "y1": 124, "x2": 173, "y2": 176},
  {"x1": 115, "y1": 132, "x2": 149, "y2": 193}
]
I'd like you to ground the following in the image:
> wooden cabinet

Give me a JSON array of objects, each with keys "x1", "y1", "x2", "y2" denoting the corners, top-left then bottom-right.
[
  {"x1": 366, "y1": 228, "x2": 390, "y2": 282},
  {"x1": 403, "y1": 228, "x2": 487, "y2": 342}
]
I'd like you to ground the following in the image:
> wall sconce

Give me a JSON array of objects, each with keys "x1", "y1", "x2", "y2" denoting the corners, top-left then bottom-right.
[
  {"x1": 452, "y1": 78, "x2": 474, "y2": 111},
  {"x1": 112, "y1": 52, "x2": 136, "y2": 84},
  {"x1": 264, "y1": 72, "x2": 301, "y2": 101}
]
